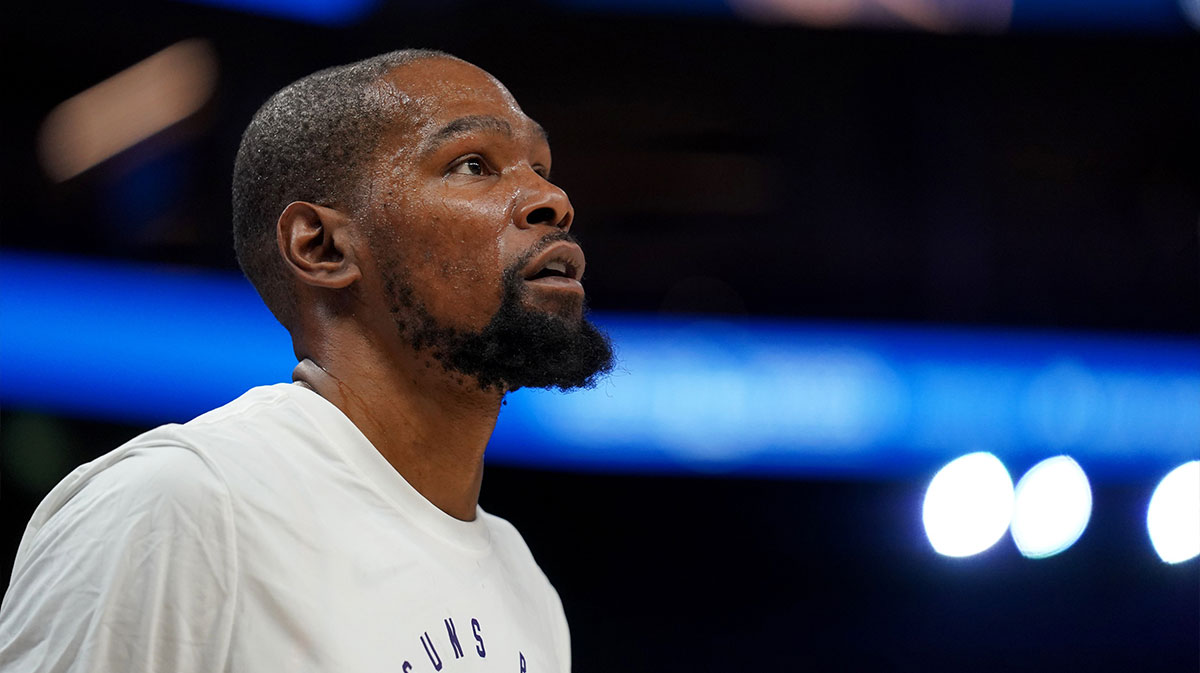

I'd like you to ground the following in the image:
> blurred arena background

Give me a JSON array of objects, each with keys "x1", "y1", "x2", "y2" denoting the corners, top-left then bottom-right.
[{"x1": 2, "y1": 1, "x2": 1198, "y2": 670}]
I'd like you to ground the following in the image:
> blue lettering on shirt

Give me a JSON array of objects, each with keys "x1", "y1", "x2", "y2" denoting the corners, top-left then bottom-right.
[
  {"x1": 445, "y1": 618, "x2": 464, "y2": 659},
  {"x1": 421, "y1": 631, "x2": 443, "y2": 671},
  {"x1": 472, "y1": 618, "x2": 486, "y2": 658}
]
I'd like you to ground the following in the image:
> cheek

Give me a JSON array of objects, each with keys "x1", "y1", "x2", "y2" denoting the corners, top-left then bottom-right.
[
  {"x1": 408, "y1": 192, "x2": 512, "y2": 326},
  {"x1": 423, "y1": 194, "x2": 508, "y2": 278}
]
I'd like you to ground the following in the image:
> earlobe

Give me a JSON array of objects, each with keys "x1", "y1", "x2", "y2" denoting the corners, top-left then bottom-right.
[{"x1": 277, "y1": 201, "x2": 362, "y2": 289}]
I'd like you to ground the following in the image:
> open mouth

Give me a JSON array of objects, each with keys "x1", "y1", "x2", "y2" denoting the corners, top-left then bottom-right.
[
  {"x1": 523, "y1": 241, "x2": 586, "y2": 289},
  {"x1": 528, "y1": 259, "x2": 580, "y2": 281}
]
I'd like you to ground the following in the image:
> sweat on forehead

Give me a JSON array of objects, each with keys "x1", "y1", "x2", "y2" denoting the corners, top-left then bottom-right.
[
  {"x1": 363, "y1": 64, "x2": 550, "y2": 171},
  {"x1": 374, "y1": 58, "x2": 523, "y2": 123}
]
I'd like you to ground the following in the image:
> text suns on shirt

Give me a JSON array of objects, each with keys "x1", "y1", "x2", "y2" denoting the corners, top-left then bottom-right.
[{"x1": 403, "y1": 616, "x2": 536, "y2": 672}]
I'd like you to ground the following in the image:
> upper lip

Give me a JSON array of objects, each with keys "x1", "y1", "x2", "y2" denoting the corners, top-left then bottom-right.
[{"x1": 522, "y1": 241, "x2": 586, "y2": 282}]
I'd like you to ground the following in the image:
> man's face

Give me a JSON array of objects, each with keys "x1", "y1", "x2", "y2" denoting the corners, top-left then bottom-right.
[{"x1": 358, "y1": 57, "x2": 612, "y2": 391}]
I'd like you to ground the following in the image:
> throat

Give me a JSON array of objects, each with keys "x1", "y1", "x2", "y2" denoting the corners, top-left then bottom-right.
[{"x1": 291, "y1": 356, "x2": 500, "y2": 521}]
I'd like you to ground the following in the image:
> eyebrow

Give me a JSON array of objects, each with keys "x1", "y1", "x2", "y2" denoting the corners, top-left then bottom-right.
[{"x1": 419, "y1": 114, "x2": 551, "y2": 156}]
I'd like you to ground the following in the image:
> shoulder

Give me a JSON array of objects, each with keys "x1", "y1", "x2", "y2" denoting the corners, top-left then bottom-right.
[
  {"x1": 8, "y1": 439, "x2": 241, "y2": 605},
  {"x1": 12, "y1": 386, "x2": 295, "y2": 567},
  {"x1": 478, "y1": 509, "x2": 566, "y2": 607},
  {"x1": 18, "y1": 383, "x2": 348, "y2": 561},
  {"x1": 2, "y1": 443, "x2": 241, "y2": 671},
  {"x1": 33, "y1": 430, "x2": 236, "y2": 515},
  {"x1": 479, "y1": 509, "x2": 539, "y2": 566},
  {"x1": 180, "y1": 382, "x2": 309, "y2": 443},
  {"x1": 17, "y1": 441, "x2": 236, "y2": 562},
  {"x1": 90, "y1": 383, "x2": 317, "y2": 489},
  {"x1": 78, "y1": 442, "x2": 231, "y2": 509}
]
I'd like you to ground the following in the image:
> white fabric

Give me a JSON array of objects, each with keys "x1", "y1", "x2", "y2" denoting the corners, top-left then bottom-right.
[{"x1": 0, "y1": 383, "x2": 570, "y2": 672}]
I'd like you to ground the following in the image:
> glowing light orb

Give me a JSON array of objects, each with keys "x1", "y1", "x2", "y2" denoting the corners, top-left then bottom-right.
[
  {"x1": 923, "y1": 452, "x2": 1014, "y2": 557},
  {"x1": 1010, "y1": 456, "x2": 1092, "y2": 558},
  {"x1": 1147, "y1": 461, "x2": 1200, "y2": 564}
]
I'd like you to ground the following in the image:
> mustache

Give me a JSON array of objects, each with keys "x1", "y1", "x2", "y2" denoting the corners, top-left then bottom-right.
[{"x1": 506, "y1": 230, "x2": 580, "y2": 276}]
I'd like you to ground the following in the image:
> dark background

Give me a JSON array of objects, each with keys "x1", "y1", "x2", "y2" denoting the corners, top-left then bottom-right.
[{"x1": 3, "y1": 1, "x2": 1198, "y2": 670}]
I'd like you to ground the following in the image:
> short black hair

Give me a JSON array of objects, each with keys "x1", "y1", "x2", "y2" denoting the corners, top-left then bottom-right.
[{"x1": 231, "y1": 48, "x2": 453, "y2": 328}]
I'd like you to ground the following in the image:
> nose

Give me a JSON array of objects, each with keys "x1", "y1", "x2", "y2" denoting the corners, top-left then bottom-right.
[{"x1": 515, "y1": 172, "x2": 574, "y2": 232}]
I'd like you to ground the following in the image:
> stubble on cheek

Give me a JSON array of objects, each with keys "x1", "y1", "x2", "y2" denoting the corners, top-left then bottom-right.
[
  {"x1": 371, "y1": 137, "x2": 511, "y2": 331},
  {"x1": 402, "y1": 203, "x2": 506, "y2": 331}
]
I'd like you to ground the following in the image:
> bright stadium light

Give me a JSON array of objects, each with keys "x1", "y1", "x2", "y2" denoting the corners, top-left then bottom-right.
[
  {"x1": 1010, "y1": 456, "x2": 1092, "y2": 558},
  {"x1": 1147, "y1": 461, "x2": 1200, "y2": 564},
  {"x1": 923, "y1": 452, "x2": 1014, "y2": 557}
]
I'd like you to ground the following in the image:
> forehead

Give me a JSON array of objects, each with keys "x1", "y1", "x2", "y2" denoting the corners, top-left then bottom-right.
[{"x1": 374, "y1": 58, "x2": 540, "y2": 148}]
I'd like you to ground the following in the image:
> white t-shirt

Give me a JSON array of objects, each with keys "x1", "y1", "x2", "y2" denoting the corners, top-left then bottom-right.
[{"x1": 0, "y1": 383, "x2": 570, "y2": 672}]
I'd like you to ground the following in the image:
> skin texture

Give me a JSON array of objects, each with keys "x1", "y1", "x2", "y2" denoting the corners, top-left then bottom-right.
[{"x1": 280, "y1": 57, "x2": 582, "y2": 520}]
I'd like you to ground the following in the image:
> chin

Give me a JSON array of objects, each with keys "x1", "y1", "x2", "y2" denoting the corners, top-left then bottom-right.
[
  {"x1": 384, "y1": 258, "x2": 613, "y2": 394},
  {"x1": 527, "y1": 293, "x2": 584, "y2": 321}
]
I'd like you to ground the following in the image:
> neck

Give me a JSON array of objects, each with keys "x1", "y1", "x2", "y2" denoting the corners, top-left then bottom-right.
[{"x1": 292, "y1": 340, "x2": 503, "y2": 521}]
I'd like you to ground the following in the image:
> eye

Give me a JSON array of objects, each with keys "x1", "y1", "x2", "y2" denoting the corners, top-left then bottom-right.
[
  {"x1": 533, "y1": 164, "x2": 551, "y2": 180},
  {"x1": 449, "y1": 157, "x2": 487, "y2": 176}
]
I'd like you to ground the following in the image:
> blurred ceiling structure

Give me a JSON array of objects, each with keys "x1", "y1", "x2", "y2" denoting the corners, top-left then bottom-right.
[{"x1": 5, "y1": 1, "x2": 1197, "y2": 335}]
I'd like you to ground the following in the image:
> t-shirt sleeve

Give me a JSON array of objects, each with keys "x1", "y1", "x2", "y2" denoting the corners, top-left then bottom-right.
[{"x1": 0, "y1": 443, "x2": 238, "y2": 672}]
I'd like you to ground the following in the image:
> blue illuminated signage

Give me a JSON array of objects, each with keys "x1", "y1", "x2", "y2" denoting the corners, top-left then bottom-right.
[{"x1": 2, "y1": 252, "x2": 1197, "y2": 479}]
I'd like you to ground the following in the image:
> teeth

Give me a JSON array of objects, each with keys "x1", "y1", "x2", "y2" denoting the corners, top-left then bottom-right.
[{"x1": 545, "y1": 261, "x2": 567, "y2": 275}]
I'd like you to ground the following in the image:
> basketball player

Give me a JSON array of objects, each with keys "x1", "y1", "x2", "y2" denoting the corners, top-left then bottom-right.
[{"x1": 0, "y1": 50, "x2": 613, "y2": 672}]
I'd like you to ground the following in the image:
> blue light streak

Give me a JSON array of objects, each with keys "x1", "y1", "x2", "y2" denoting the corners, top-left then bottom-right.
[
  {"x1": 179, "y1": 0, "x2": 378, "y2": 25},
  {"x1": 2, "y1": 251, "x2": 1197, "y2": 479}
]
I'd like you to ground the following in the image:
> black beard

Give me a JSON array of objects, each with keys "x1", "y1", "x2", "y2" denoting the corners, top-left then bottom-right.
[{"x1": 382, "y1": 237, "x2": 615, "y2": 393}]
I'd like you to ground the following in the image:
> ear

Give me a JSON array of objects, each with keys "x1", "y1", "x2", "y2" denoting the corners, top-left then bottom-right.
[{"x1": 277, "y1": 201, "x2": 362, "y2": 289}]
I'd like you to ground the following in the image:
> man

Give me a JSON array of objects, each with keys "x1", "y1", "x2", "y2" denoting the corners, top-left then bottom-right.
[{"x1": 0, "y1": 49, "x2": 613, "y2": 671}]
